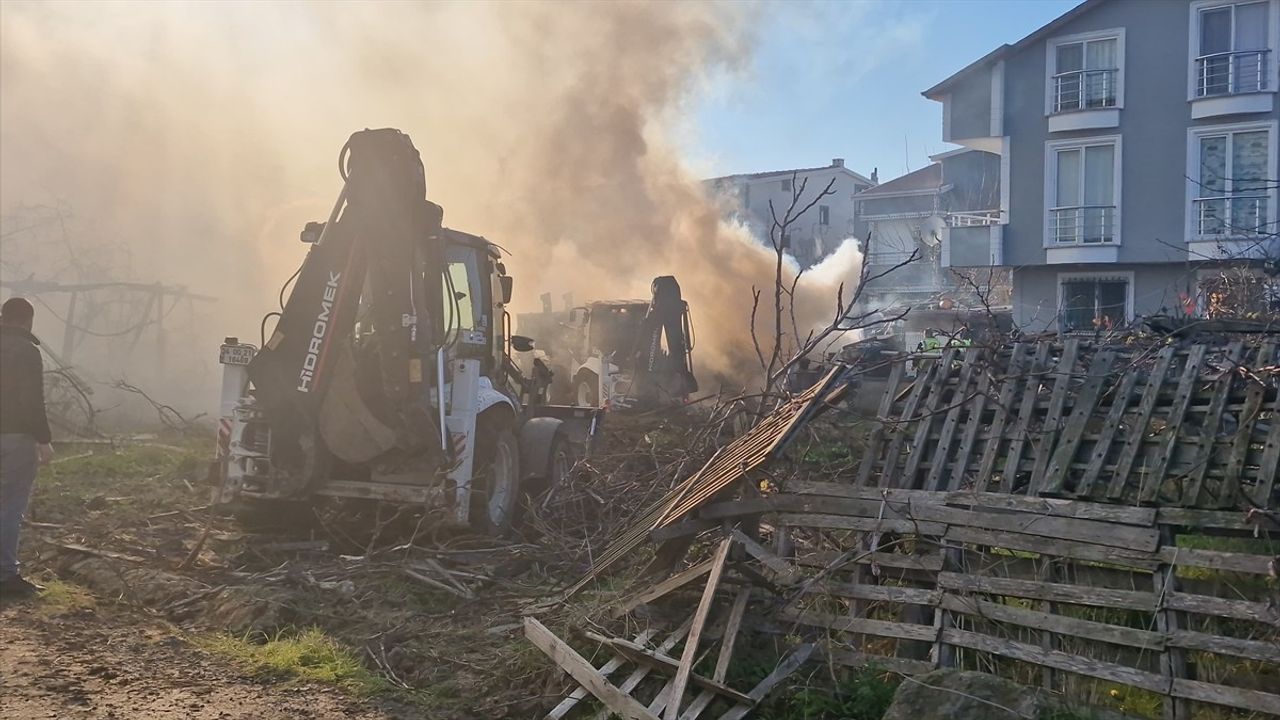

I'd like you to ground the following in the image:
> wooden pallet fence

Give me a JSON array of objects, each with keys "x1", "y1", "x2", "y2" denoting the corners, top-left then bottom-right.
[
  {"x1": 855, "y1": 339, "x2": 1280, "y2": 510},
  {"x1": 752, "y1": 488, "x2": 1280, "y2": 717}
]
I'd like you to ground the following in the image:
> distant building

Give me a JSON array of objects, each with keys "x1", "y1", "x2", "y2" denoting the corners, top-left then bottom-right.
[
  {"x1": 923, "y1": 0, "x2": 1280, "y2": 332},
  {"x1": 707, "y1": 159, "x2": 877, "y2": 268},
  {"x1": 855, "y1": 148, "x2": 1007, "y2": 312}
]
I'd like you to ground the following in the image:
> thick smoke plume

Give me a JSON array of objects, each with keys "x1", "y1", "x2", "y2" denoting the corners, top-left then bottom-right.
[{"x1": 0, "y1": 1, "x2": 863, "y2": 412}]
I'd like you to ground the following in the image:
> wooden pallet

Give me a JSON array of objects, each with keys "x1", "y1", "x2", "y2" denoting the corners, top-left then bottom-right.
[{"x1": 856, "y1": 339, "x2": 1279, "y2": 509}]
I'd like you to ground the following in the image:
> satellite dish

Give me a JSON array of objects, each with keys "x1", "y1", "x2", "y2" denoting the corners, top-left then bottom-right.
[{"x1": 920, "y1": 214, "x2": 946, "y2": 247}]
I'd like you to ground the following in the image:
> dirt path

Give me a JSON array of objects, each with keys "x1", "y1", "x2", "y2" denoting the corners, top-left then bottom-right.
[{"x1": 0, "y1": 596, "x2": 404, "y2": 720}]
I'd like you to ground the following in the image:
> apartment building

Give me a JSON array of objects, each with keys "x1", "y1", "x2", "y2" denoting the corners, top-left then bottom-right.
[{"x1": 924, "y1": 0, "x2": 1279, "y2": 331}]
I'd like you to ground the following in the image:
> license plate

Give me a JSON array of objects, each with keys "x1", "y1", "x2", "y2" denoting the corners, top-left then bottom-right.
[{"x1": 219, "y1": 345, "x2": 256, "y2": 365}]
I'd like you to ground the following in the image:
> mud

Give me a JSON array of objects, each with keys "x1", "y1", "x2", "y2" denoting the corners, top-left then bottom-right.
[{"x1": 0, "y1": 599, "x2": 405, "y2": 720}]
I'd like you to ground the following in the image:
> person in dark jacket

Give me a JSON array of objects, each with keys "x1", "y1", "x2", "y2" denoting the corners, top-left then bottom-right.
[{"x1": 1, "y1": 296, "x2": 53, "y2": 600}]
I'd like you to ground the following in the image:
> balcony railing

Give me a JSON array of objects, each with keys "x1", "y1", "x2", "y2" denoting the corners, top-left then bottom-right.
[
  {"x1": 1196, "y1": 50, "x2": 1270, "y2": 96},
  {"x1": 1052, "y1": 69, "x2": 1118, "y2": 113},
  {"x1": 947, "y1": 209, "x2": 1002, "y2": 227},
  {"x1": 1051, "y1": 205, "x2": 1115, "y2": 244},
  {"x1": 1195, "y1": 195, "x2": 1270, "y2": 236}
]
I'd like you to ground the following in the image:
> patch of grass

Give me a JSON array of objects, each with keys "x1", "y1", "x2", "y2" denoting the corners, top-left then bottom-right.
[
  {"x1": 200, "y1": 627, "x2": 390, "y2": 696},
  {"x1": 35, "y1": 579, "x2": 96, "y2": 616},
  {"x1": 34, "y1": 441, "x2": 208, "y2": 522},
  {"x1": 755, "y1": 665, "x2": 900, "y2": 720}
]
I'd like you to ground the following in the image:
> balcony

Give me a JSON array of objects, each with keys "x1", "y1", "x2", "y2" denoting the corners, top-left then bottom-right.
[
  {"x1": 1194, "y1": 195, "x2": 1270, "y2": 237},
  {"x1": 1196, "y1": 50, "x2": 1270, "y2": 96},
  {"x1": 1049, "y1": 69, "x2": 1119, "y2": 132},
  {"x1": 1052, "y1": 69, "x2": 1118, "y2": 112},
  {"x1": 1051, "y1": 205, "x2": 1115, "y2": 245},
  {"x1": 1192, "y1": 50, "x2": 1274, "y2": 119}
]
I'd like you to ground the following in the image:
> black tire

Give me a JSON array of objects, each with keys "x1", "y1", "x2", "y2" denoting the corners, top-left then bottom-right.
[
  {"x1": 470, "y1": 422, "x2": 521, "y2": 535},
  {"x1": 539, "y1": 430, "x2": 574, "y2": 494},
  {"x1": 575, "y1": 372, "x2": 599, "y2": 408}
]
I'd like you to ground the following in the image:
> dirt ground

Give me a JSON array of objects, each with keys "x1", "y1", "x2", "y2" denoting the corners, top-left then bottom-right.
[{"x1": 0, "y1": 596, "x2": 405, "y2": 720}]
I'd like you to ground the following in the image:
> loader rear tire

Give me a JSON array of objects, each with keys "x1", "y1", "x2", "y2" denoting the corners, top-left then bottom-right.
[{"x1": 575, "y1": 373, "x2": 599, "y2": 408}]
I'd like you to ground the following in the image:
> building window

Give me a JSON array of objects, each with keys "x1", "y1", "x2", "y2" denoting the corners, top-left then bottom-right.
[
  {"x1": 1049, "y1": 33, "x2": 1121, "y2": 113},
  {"x1": 780, "y1": 178, "x2": 792, "y2": 192},
  {"x1": 1189, "y1": 123, "x2": 1274, "y2": 237},
  {"x1": 819, "y1": 205, "x2": 830, "y2": 226},
  {"x1": 1047, "y1": 139, "x2": 1119, "y2": 245},
  {"x1": 1194, "y1": 1, "x2": 1272, "y2": 96},
  {"x1": 1060, "y1": 274, "x2": 1131, "y2": 332}
]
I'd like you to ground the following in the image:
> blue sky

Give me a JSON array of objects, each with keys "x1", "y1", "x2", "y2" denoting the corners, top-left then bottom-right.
[{"x1": 690, "y1": 0, "x2": 1079, "y2": 181}]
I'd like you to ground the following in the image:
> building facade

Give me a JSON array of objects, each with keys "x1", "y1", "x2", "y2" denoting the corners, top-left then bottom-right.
[
  {"x1": 925, "y1": 0, "x2": 1279, "y2": 332},
  {"x1": 707, "y1": 159, "x2": 877, "y2": 268},
  {"x1": 855, "y1": 148, "x2": 1006, "y2": 311}
]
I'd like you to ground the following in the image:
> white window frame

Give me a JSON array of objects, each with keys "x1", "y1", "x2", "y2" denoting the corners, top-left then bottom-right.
[
  {"x1": 1044, "y1": 135, "x2": 1123, "y2": 248},
  {"x1": 1184, "y1": 120, "x2": 1278, "y2": 241},
  {"x1": 1045, "y1": 28, "x2": 1126, "y2": 115},
  {"x1": 1187, "y1": 0, "x2": 1280, "y2": 100},
  {"x1": 1057, "y1": 270, "x2": 1136, "y2": 332}
]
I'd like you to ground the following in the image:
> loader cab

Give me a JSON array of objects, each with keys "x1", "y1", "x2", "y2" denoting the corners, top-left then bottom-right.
[{"x1": 442, "y1": 230, "x2": 507, "y2": 381}]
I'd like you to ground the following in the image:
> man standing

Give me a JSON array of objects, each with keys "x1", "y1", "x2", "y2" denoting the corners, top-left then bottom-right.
[{"x1": 0, "y1": 297, "x2": 53, "y2": 600}]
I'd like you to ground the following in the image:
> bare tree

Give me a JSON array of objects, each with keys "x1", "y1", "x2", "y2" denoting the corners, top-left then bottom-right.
[{"x1": 748, "y1": 172, "x2": 917, "y2": 402}]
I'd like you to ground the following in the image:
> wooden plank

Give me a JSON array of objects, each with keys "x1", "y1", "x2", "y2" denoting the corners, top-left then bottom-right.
[
  {"x1": 1166, "y1": 628, "x2": 1280, "y2": 663},
  {"x1": 939, "y1": 594, "x2": 1163, "y2": 650},
  {"x1": 731, "y1": 530, "x2": 800, "y2": 585},
  {"x1": 1029, "y1": 338, "x2": 1082, "y2": 496},
  {"x1": 878, "y1": 360, "x2": 940, "y2": 487},
  {"x1": 925, "y1": 347, "x2": 981, "y2": 491},
  {"x1": 940, "y1": 628, "x2": 1169, "y2": 693},
  {"x1": 900, "y1": 349, "x2": 959, "y2": 489},
  {"x1": 794, "y1": 550, "x2": 944, "y2": 573},
  {"x1": 855, "y1": 360, "x2": 906, "y2": 487},
  {"x1": 702, "y1": 495, "x2": 909, "y2": 523},
  {"x1": 949, "y1": 363, "x2": 992, "y2": 491},
  {"x1": 1001, "y1": 342, "x2": 1052, "y2": 493},
  {"x1": 1251, "y1": 378, "x2": 1280, "y2": 508},
  {"x1": 592, "y1": 621, "x2": 694, "y2": 720},
  {"x1": 716, "y1": 643, "x2": 816, "y2": 720},
  {"x1": 907, "y1": 501, "x2": 1160, "y2": 552},
  {"x1": 1142, "y1": 344, "x2": 1207, "y2": 503},
  {"x1": 1076, "y1": 358, "x2": 1140, "y2": 498},
  {"x1": 805, "y1": 581, "x2": 941, "y2": 606},
  {"x1": 938, "y1": 571, "x2": 1156, "y2": 611},
  {"x1": 1041, "y1": 347, "x2": 1115, "y2": 496},
  {"x1": 826, "y1": 648, "x2": 933, "y2": 675},
  {"x1": 780, "y1": 608, "x2": 938, "y2": 642},
  {"x1": 1169, "y1": 678, "x2": 1280, "y2": 715},
  {"x1": 1157, "y1": 507, "x2": 1280, "y2": 532},
  {"x1": 943, "y1": 491, "x2": 1157, "y2": 526},
  {"x1": 1225, "y1": 341, "x2": 1274, "y2": 505},
  {"x1": 1109, "y1": 346, "x2": 1176, "y2": 500},
  {"x1": 786, "y1": 481, "x2": 943, "y2": 504},
  {"x1": 932, "y1": 540, "x2": 964, "y2": 669},
  {"x1": 1164, "y1": 591, "x2": 1280, "y2": 625},
  {"x1": 1184, "y1": 341, "x2": 1245, "y2": 506},
  {"x1": 598, "y1": 637, "x2": 754, "y2": 705},
  {"x1": 975, "y1": 342, "x2": 1028, "y2": 492},
  {"x1": 776, "y1": 512, "x2": 946, "y2": 536},
  {"x1": 548, "y1": 629, "x2": 658, "y2": 719},
  {"x1": 666, "y1": 535, "x2": 733, "y2": 720},
  {"x1": 944, "y1": 525, "x2": 1159, "y2": 570},
  {"x1": 612, "y1": 560, "x2": 715, "y2": 618},
  {"x1": 714, "y1": 590, "x2": 750, "y2": 682},
  {"x1": 1158, "y1": 546, "x2": 1278, "y2": 575},
  {"x1": 524, "y1": 617, "x2": 661, "y2": 720},
  {"x1": 679, "y1": 588, "x2": 749, "y2": 720}
]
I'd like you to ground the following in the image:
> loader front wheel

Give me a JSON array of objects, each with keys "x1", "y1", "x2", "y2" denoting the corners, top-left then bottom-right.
[{"x1": 471, "y1": 423, "x2": 521, "y2": 535}]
